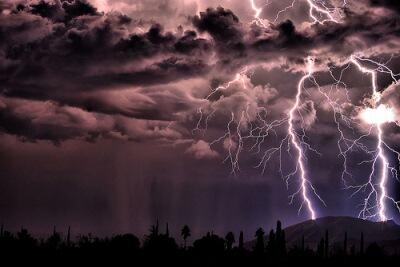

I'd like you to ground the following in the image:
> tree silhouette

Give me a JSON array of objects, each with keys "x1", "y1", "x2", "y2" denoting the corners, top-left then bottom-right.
[
  {"x1": 267, "y1": 229, "x2": 275, "y2": 255},
  {"x1": 143, "y1": 221, "x2": 177, "y2": 253},
  {"x1": 366, "y1": 242, "x2": 384, "y2": 258},
  {"x1": 0, "y1": 230, "x2": 16, "y2": 253},
  {"x1": 254, "y1": 227, "x2": 265, "y2": 254},
  {"x1": 324, "y1": 230, "x2": 329, "y2": 258},
  {"x1": 193, "y1": 232, "x2": 225, "y2": 255},
  {"x1": 276, "y1": 221, "x2": 282, "y2": 237},
  {"x1": 45, "y1": 227, "x2": 62, "y2": 250},
  {"x1": 360, "y1": 232, "x2": 364, "y2": 255},
  {"x1": 181, "y1": 225, "x2": 191, "y2": 249},
  {"x1": 77, "y1": 233, "x2": 94, "y2": 250},
  {"x1": 17, "y1": 228, "x2": 37, "y2": 251},
  {"x1": 280, "y1": 229, "x2": 286, "y2": 255},
  {"x1": 67, "y1": 226, "x2": 71, "y2": 247},
  {"x1": 0, "y1": 220, "x2": 398, "y2": 265},
  {"x1": 225, "y1": 232, "x2": 235, "y2": 250},
  {"x1": 350, "y1": 244, "x2": 356, "y2": 256},
  {"x1": 110, "y1": 234, "x2": 140, "y2": 254},
  {"x1": 317, "y1": 238, "x2": 325, "y2": 258},
  {"x1": 238, "y1": 231, "x2": 244, "y2": 250},
  {"x1": 275, "y1": 221, "x2": 286, "y2": 256},
  {"x1": 165, "y1": 223, "x2": 169, "y2": 237}
]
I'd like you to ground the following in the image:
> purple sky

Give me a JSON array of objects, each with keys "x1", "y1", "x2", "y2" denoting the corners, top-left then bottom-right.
[{"x1": 1, "y1": 0, "x2": 400, "y2": 241}]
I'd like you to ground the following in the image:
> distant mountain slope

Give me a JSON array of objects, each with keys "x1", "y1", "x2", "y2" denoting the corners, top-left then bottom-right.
[{"x1": 246, "y1": 216, "x2": 400, "y2": 252}]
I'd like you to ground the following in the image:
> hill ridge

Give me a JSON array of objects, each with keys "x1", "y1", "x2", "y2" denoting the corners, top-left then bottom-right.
[{"x1": 246, "y1": 216, "x2": 400, "y2": 252}]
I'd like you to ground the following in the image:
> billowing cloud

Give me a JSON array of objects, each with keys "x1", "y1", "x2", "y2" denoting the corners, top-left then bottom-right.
[
  {"x1": 0, "y1": 96, "x2": 183, "y2": 144},
  {"x1": 1, "y1": 0, "x2": 400, "y2": 238},
  {"x1": 0, "y1": 0, "x2": 399, "y2": 146},
  {"x1": 185, "y1": 140, "x2": 219, "y2": 159},
  {"x1": 381, "y1": 82, "x2": 400, "y2": 121}
]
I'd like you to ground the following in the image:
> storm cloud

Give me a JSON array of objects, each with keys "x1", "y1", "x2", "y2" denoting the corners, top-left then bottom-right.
[
  {"x1": 1, "y1": 0, "x2": 400, "y2": 237},
  {"x1": 0, "y1": 0, "x2": 399, "y2": 143}
]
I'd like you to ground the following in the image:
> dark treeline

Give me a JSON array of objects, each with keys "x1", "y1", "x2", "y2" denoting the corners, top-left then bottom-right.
[{"x1": 0, "y1": 221, "x2": 398, "y2": 266}]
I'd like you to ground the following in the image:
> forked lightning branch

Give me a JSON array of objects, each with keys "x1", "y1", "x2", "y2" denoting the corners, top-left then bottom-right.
[{"x1": 194, "y1": 0, "x2": 400, "y2": 222}]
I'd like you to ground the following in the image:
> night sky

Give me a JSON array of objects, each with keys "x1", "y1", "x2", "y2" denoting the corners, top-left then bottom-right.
[{"x1": 1, "y1": 0, "x2": 400, "y2": 241}]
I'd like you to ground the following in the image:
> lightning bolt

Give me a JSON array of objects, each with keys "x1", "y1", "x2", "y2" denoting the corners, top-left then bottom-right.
[
  {"x1": 247, "y1": 0, "x2": 400, "y2": 221},
  {"x1": 306, "y1": 0, "x2": 342, "y2": 24},
  {"x1": 273, "y1": 0, "x2": 297, "y2": 23},
  {"x1": 251, "y1": 0, "x2": 345, "y2": 218},
  {"x1": 345, "y1": 55, "x2": 400, "y2": 221},
  {"x1": 193, "y1": 0, "x2": 348, "y2": 220},
  {"x1": 256, "y1": 0, "x2": 345, "y2": 24},
  {"x1": 287, "y1": 57, "x2": 319, "y2": 220},
  {"x1": 194, "y1": 0, "x2": 400, "y2": 222},
  {"x1": 250, "y1": 0, "x2": 271, "y2": 27},
  {"x1": 194, "y1": 57, "x2": 326, "y2": 219},
  {"x1": 315, "y1": 54, "x2": 400, "y2": 221}
]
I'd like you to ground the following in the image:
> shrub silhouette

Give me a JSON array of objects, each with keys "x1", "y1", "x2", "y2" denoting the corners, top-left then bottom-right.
[
  {"x1": 181, "y1": 225, "x2": 191, "y2": 249},
  {"x1": 0, "y1": 219, "x2": 398, "y2": 265},
  {"x1": 225, "y1": 232, "x2": 235, "y2": 250},
  {"x1": 193, "y1": 232, "x2": 225, "y2": 255}
]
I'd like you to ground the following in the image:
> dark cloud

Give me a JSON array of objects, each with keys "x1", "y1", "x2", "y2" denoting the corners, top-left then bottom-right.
[
  {"x1": 192, "y1": 7, "x2": 243, "y2": 45},
  {"x1": 1, "y1": 0, "x2": 400, "y2": 238},
  {"x1": 0, "y1": 4, "x2": 213, "y2": 128},
  {"x1": 174, "y1": 30, "x2": 212, "y2": 54},
  {"x1": 0, "y1": 96, "x2": 183, "y2": 144},
  {"x1": 30, "y1": 0, "x2": 99, "y2": 21},
  {"x1": 30, "y1": 0, "x2": 64, "y2": 21},
  {"x1": 252, "y1": 20, "x2": 311, "y2": 54},
  {"x1": 370, "y1": 0, "x2": 400, "y2": 13},
  {"x1": 0, "y1": 0, "x2": 400, "y2": 145}
]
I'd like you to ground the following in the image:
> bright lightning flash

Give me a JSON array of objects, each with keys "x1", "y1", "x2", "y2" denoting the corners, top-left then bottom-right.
[
  {"x1": 248, "y1": 0, "x2": 400, "y2": 222},
  {"x1": 256, "y1": 0, "x2": 345, "y2": 24},
  {"x1": 306, "y1": 0, "x2": 342, "y2": 24},
  {"x1": 193, "y1": 0, "x2": 347, "y2": 220},
  {"x1": 288, "y1": 57, "x2": 320, "y2": 219},
  {"x1": 360, "y1": 105, "x2": 395, "y2": 125},
  {"x1": 250, "y1": 0, "x2": 270, "y2": 26},
  {"x1": 194, "y1": 57, "x2": 326, "y2": 219},
  {"x1": 346, "y1": 55, "x2": 400, "y2": 221},
  {"x1": 194, "y1": 0, "x2": 400, "y2": 222}
]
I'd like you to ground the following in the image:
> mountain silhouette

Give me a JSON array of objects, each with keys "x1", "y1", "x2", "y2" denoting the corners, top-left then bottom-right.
[{"x1": 246, "y1": 216, "x2": 400, "y2": 253}]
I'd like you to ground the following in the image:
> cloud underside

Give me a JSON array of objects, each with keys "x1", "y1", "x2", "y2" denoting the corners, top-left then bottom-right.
[{"x1": 0, "y1": 0, "x2": 400, "y2": 149}]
